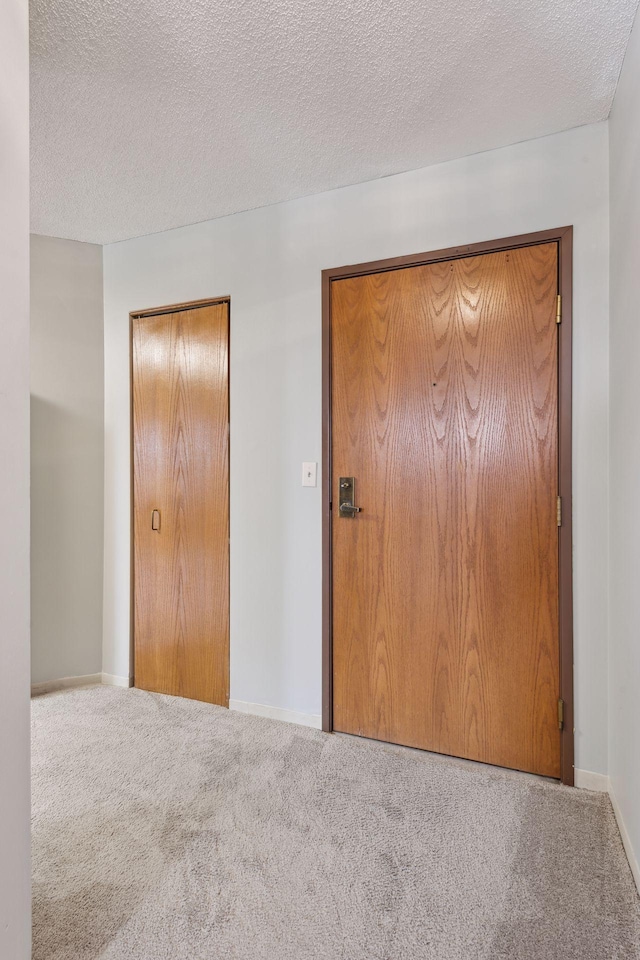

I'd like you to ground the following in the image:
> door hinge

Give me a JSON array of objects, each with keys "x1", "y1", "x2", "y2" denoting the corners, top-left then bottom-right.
[
  {"x1": 557, "y1": 496, "x2": 562, "y2": 527},
  {"x1": 558, "y1": 698, "x2": 565, "y2": 730},
  {"x1": 556, "y1": 295, "x2": 562, "y2": 324}
]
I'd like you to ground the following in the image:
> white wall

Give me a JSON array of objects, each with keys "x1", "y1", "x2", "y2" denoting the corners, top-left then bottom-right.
[
  {"x1": 30, "y1": 235, "x2": 104, "y2": 684},
  {"x1": 609, "y1": 7, "x2": 640, "y2": 881},
  {"x1": 104, "y1": 122, "x2": 610, "y2": 775},
  {"x1": 0, "y1": 0, "x2": 31, "y2": 954}
]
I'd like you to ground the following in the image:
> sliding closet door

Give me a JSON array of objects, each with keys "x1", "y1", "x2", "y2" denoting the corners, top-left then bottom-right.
[{"x1": 132, "y1": 300, "x2": 229, "y2": 705}]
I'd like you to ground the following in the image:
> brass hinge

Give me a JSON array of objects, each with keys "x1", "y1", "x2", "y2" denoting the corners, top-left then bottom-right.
[
  {"x1": 557, "y1": 496, "x2": 562, "y2": 527},
  {"x1": 556, "y1": 295, "x2": 562, "y2": 324},
  {"x1": 558, "y1": 698, "x2": 565, "y2": 730}
]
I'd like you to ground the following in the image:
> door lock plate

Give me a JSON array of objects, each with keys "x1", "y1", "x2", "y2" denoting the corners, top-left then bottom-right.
[{"x1": 338, "y1": 477, "x2": 361, "y2": 517}]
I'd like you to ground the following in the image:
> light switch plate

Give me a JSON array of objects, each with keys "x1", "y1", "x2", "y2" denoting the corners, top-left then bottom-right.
[{"x1": 302, "y1": 461, "x2": 317, "y2": 487}]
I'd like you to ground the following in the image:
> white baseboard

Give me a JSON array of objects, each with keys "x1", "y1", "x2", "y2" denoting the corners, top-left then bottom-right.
[
  {"x1": 229, "y1": 698, "x2": 322, "y2": 730},
  {"x1": 31, "y1": 673, "x2": 103, "y2": 696},
  {"x1": 101, "y1": 673, "x2": 133, "y2": 688},
  {"x1": 609, "y1": 784, "x2": 640, "y2": 894},
  {"x1": 574, "y1": 768, "x2": 610, "y2": 792},
  {"x1": 574, "y1": 769, "x2": 639, "y2": 893},
  {"x1": 31, "y1": 672, "x2": 133, "y2": 696}
]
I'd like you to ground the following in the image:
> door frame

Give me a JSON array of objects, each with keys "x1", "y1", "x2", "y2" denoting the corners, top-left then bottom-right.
[
  {"x1": 321, "y1": 227, "x2": 574, "y2": 785},
  {"x1": 129, "y1": 296, "x2": 231, "y2": 701}
]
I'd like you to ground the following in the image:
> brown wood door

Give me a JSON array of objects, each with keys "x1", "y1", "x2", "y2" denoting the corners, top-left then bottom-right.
[
  {"x1": 331, "y1": 243, "x2": 561, "y2": 777},
  {"x1": 132, "y1": 300, "x2": 229, "y2": 705}
]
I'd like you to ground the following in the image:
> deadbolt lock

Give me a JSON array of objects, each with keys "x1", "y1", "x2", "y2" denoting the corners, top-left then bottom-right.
[{"x1": 338, "y1": 477, "x2": 362, "y2": 517}]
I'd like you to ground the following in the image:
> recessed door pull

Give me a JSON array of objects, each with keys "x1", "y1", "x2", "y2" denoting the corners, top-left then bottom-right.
[
  {"x1": 151, "y1": 509, "x2": 160, "y2": 531},
  {"x1": 338, "y1": 477, "x2": 362, "y2": 517}
]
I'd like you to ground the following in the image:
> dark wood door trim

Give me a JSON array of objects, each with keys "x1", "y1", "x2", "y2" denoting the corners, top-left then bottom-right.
[
  {"x1": 131, "y1": 295, "x2": 231, "y2": 320},
  {"x1": 322, "y1": 227, "x2": 574, "y2": 786},
  {"x1": 129, "y1": 296, "x2": 231, "y2": 701}
]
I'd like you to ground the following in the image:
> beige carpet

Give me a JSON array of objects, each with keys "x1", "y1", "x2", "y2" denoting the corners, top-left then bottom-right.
[{"x1": 32, "y1": 685, "x2": 640, "y2": 959}]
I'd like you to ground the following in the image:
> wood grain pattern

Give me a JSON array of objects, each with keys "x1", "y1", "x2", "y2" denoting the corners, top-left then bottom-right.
[
  {"x1": 331, "y1": 243, "x2": 560, "y2": 777},
  {"x1": 132, "y1": 302, "x2": 229, "y2": 705}
]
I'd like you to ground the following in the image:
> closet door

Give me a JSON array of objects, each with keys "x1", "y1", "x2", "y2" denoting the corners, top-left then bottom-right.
[{"x1": 132, "y1": 300, "x2": 229, "y2": 705}]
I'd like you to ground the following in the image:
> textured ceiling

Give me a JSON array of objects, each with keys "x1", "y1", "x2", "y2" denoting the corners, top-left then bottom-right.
[{"x1": 30, "y1": 0, "x2": 638, "y2": 244}]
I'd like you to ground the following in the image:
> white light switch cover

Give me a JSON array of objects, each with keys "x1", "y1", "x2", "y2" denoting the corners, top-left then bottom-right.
[{"x1": 302, "y1": 462, "x2": 317, "y2": 487}]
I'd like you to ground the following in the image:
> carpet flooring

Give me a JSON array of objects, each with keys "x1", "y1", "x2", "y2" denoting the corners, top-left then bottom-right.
[{"x1": 32, "y1": 685, "x2": 640, "y2": 959}]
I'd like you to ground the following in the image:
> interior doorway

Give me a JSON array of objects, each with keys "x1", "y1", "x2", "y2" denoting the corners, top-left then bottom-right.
[{"x1": 322, "y1": 229, "x2": 574, "y2": 783}]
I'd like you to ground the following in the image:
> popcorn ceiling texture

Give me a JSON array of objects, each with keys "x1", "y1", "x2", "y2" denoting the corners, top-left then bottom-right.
[{"x1": 30, "y1": 0, "x2": 638, "y2": 243}]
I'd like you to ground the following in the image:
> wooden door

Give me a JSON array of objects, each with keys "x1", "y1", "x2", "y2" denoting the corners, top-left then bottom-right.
[
  {"x1": 132, "y1": 300, "x2": 229, "y2": 705},
  {"x1": 330, "y1": 243, "x2": 561, "y2": 777}
]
